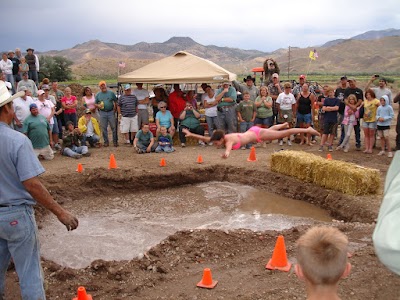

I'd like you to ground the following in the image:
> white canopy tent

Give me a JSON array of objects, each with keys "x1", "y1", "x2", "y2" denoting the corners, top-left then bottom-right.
[{"x1": 118, "y1": 51, "x2": 236, "y2": 84}]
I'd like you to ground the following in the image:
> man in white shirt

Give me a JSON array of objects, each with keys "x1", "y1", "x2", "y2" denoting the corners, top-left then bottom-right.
[
  {"x1": 34, "y1": 90, "x2": 55, "y2": 131},
  {"x1": 13, "y1": 86, "x2": 34, "y2": 132},
  {"x1": 132, "y1": 83, "x2": 149, "y2": 128}
]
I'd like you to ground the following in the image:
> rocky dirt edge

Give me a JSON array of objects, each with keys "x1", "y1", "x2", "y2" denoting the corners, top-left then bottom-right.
[{"x1": 8, "y1": 166, "x2": 398, "y2": 299}]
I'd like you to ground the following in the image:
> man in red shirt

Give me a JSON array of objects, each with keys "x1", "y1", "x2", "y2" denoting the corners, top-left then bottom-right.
[{"x1": 168, "y1": 84, "x2": 187, "y2": 128}]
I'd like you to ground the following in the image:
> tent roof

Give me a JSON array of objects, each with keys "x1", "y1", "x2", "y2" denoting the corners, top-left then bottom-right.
[{"x1": 118, "y1": 51, "x2": 236, "y2": 84}]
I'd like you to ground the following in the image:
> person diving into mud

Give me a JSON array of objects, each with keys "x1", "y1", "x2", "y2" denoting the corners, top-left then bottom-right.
[{"x1": 182, "y1": 123, "x2": 320, "y2": 158}]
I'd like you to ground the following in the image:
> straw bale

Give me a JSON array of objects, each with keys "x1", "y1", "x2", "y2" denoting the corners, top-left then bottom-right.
[{"x1": 270, "y1": 150, "x2": 380, "y2": 195}]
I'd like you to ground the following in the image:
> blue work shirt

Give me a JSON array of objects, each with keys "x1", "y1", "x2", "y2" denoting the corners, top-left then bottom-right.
[{"x1": 0, "y1": 122, "x2": 45, "y2": 206}]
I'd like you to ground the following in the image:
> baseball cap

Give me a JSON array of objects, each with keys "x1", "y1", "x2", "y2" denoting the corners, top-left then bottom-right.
[
  {"x1": 29, "y1": 103, "x2": 38, "y2": 110},
  {"x1": 272, "y1": 73, "x2": 279, "y2": 78},
  {"x1": 37, "y1": 90, "x2": 45, "y2": 96},
  {"x1": 98, "y1": 80, "x2": 106, "y2": 87},
  {"x1": 85, "y1": 108, "x2": 92, "y2": 114},
  {"x1": 124, "y1": 84, "x2": 131, "y2": 90},
  {"x1": 41, "y1": 84, "x2": 50, "y2": 90},
  {"x1": 19, "y1": 86, "x2": 28, "y2": 91},
  {"x1": 299, "y1": 74, "x2": 306, "y2": 79}
]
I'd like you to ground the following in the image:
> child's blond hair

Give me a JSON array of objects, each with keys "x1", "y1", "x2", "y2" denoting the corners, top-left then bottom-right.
[
  {"x1": 296, "y1": 226, "x2": 348, "y2": 285},
  {"x1": 347, "y1": 94, "x2": 357, "y2": 105}
]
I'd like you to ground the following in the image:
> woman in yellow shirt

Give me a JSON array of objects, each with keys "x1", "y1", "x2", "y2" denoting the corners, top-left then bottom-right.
[{"x1": 362, "y1": 89, "x2": 380, "y2": 153}]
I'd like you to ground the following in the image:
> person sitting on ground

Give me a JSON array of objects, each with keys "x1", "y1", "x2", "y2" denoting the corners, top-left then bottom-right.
[
  {"x1": 155, "y1": 101, "x2": 175, "y2": 136},
  {"x1": 295, "y1": 226, "x2": 351, "y2": 300},
  {"x1": 179, "y1": 101, "x2": 205, "y2": 147},
  {"x1": 155, "y1": 126, "x2": 175, "y2": 153},
  {"x1": 236, "y1": 91, "x2": 256, "y2": 149},
  {"x1": 23, "y1": 103, "x2": 54, "y2": 160},
  {"x1": 134, "y1": 123, "x2": 157, "y2": 154},
  {"x1": 183, "y1": 122, "x2": 319, "y2": 158},
  {"x1": 62, "y1": 121, "x2": 90, "y2": 159},
  {"x1": 78, "y1": 109, "x2": 101, "y2": 147}
]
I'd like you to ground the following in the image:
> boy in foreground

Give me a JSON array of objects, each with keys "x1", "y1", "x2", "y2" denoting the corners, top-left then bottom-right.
[{"x1": 296, "y1": 226, "x2": 351, "y2": 300}]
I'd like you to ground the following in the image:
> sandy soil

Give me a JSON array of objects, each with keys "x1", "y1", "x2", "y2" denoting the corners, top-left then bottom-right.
[{"x1": 4, "y1": 130, "x2": 400, "y2": 299}]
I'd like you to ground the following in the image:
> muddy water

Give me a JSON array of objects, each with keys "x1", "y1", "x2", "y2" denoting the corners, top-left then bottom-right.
[{"x1": 39, "y1": 182, "x2": 331, "y2": 268}]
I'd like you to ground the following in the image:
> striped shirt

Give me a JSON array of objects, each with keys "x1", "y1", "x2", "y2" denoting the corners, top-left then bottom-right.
[{"x1": 118, "y1": 94, "x2": 138, "y2": 117}]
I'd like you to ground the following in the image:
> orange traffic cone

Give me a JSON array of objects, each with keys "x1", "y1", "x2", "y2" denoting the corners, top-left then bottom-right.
[
  {"x1": 160, "y1": 158, "x2": 166, "y2": 167},
  {"x1": 197, "y1": 268, "x2": 218, "y2": 289},
  {"x1": 265, "y1": 235, "x2": 292, "y2": 272},
  {"x1": 326, "y1": 153, "x2": 332, "y2": 160},
  {"x1": 108, "y1": 154, "x2": 118, "y2": 169},
  {"x1": 247, "y1": 146, "x2": 257, "y2": 162},
  {"x1": 197, "y1": 154, "x2": 204, "y2": 164},
  {"x1": 76, "y1": 163, "x2": 83, "y2": 173},
  {"x1": 72, "y1": 286, "x2": 93, "y2": 300}
]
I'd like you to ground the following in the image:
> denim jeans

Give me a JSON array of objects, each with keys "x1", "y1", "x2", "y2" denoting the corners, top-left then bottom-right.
[
  {"x1": 0, "y1": 205, "x2": 46, "y2": 300},
  {"x1": 137, "y1": 142, "x2": 157, "y2": 152},
  {"x1": 63, "y1": 113, "x2": 77, "y2": 128},
  {"x1": 28, "y1": 70, "x2": 38, "y2": 85},
  {"x1": 155, "y1": 144, "x2": 174, "y2": 153},
  {"x1": 217, "y1": 106, "x2": 237, "y2": 133},
  {"x1": 179, "y1": 125, "x2": 205, "y2": 143},
  {"x1": 63, "y1": 145, "x2": 88, "y2": 157},
  {"x1": 239, "y1": 121, "x2": 254, "y2": 148},
  {"x1": 99, "y1": 110, "x2": 117, "y2": 144},
  {"x1": 205, "y1": 115, "x2": 219, "y2": 136},
  {"x1": 82, "y1": 134, "x2": 100, "y2": 147}
]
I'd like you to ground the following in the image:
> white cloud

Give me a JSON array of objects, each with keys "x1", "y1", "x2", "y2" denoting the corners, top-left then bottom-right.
[{"x1": 1, "y1": 0, "x2": 399, "y2": 52}]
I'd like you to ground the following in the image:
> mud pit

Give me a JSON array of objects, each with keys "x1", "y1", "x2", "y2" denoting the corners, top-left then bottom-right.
[
  {"x1": 5, "y1": 143, "x2": 400, "y2": 299},
  {"x1": 39, "y1": 182, "x2": 331, "y2": 269}
]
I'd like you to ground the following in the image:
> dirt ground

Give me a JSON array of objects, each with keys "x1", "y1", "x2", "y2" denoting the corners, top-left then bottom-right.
[{"x1": 5, "y1": 127, "x2": 400, "y2": 299}]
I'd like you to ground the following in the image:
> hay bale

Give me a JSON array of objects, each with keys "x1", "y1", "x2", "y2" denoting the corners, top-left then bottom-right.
[{"x1": 270, "y1": 150, "x2": 381, "y2": 195}]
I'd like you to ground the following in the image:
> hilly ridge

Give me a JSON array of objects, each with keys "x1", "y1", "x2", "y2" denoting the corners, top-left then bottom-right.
[{"x1": 41, "y1": 29, "x2": 400, "y2": 78}]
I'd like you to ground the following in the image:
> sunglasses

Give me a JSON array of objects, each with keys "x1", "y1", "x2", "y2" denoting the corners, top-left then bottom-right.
[{"x1": 160, "y1": 106, "x2": 166, "y2": 108}]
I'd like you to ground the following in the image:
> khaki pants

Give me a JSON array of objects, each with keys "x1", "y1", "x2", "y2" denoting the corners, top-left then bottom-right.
[{"x1": 33, "y1": 145, "x2": 54, "y2": 160}]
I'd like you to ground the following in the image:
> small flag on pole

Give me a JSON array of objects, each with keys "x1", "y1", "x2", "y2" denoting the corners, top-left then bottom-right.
[
  {"x1": 309, "y1": 49, "x2": 318, "y2": 60},
  {"x1": 118, "y1": 61, "x2": 126, "y2": 68}
]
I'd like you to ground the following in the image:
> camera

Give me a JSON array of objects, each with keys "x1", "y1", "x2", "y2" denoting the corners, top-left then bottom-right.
[{"x1": 374, "y1": 74, "x2": 380, "y2": 78}]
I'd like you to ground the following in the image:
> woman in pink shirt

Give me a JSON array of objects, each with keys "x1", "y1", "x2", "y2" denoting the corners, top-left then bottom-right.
[
  {"x1": 61, "y1": 87, "x2": 77, "y2": 127},
  {"x1": 82, "y1": 86, "x2": 99, "y2": 120}
]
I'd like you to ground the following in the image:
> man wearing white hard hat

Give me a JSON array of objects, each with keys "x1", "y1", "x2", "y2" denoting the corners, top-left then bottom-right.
[{"x1": 0, "y1": 81, "x2": 78, "y2": 299}]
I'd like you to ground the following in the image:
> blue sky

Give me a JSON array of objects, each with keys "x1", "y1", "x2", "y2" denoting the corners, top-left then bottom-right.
[{"x1": 2, "y1": 0, "x2": 399, "y2": 53}]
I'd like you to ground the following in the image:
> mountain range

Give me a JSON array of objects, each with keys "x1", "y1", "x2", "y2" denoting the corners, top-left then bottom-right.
[{"x1": 42, "y1": 28, "x2": 400, "y2": 77}]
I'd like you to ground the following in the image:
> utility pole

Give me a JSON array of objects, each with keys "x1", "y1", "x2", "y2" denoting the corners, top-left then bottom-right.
[{"x1": 288, "y1": 46, "x2": 291, "y2": 80}]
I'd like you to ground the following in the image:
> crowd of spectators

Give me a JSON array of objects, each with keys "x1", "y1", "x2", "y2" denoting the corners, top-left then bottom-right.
[{"x1": 1, "y1": 48, "x2": 399, "y2": 160}]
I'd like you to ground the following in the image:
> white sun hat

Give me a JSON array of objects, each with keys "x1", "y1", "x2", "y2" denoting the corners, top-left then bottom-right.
[{"x1": 0, "y1": 81, "x2": 25, "y2": 107}]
